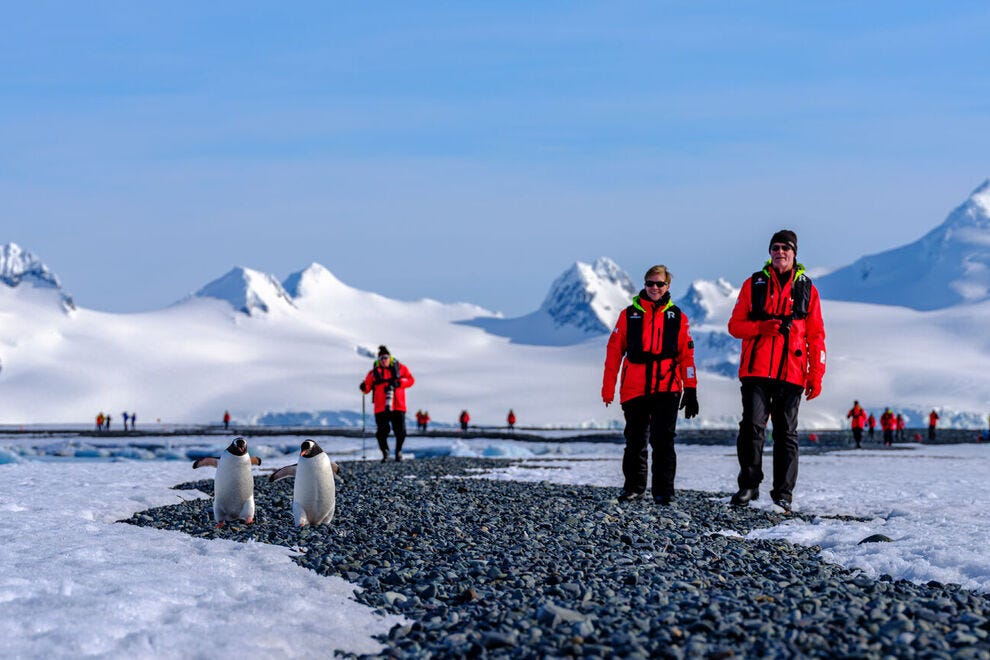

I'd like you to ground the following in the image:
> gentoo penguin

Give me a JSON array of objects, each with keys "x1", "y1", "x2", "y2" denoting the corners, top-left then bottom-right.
[
  {"x1": 268, "y1": 439, "x2": 338, "y2": 526},
  {"x1": 193, "y1": 437, "x2": 262, "y2": 526}
]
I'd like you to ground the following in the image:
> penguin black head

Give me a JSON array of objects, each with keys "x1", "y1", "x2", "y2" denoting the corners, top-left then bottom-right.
[
  {"x1": 227, "y1": 437, "x2": 248, "y2": 456},
  {"x1": 300, "y1": 439, "x2": 324, "y2": 458}
]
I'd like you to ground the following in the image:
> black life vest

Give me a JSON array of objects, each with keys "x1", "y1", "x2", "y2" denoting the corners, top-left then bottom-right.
[
  {"x1": 625, "y1": 301, "x2": 681, "y2": 364},
  {"x1": 748, "y1": 270, "x2": 811, "y2": 321}
]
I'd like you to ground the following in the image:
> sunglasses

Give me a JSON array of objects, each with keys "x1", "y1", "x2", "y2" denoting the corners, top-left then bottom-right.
[
  {"x1": 645, "y1": 280, "x2": 668, "y2": 288},
  {"x1": 770, "y1": 244, "x2": 794, "y2": 252}
]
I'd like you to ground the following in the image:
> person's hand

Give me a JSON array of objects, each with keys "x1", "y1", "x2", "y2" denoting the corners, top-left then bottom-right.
[
  {"x1": 391, "y1": 377, "x2": 402, "y2": 390},
  {"x1": 805, "y1": 380, "x2": 821, "y2": 400},
  {"x1": 757, "y1": 319, "x2": 781, "y2": 336},
  {"x1": 359, "y1": 382, "x2": 368, "y2": 393},
  {"x1": 601, "y1": 386, "x2": 614, "y2": 407},
  {"x1": 679, "y1": 387, "x2": 699, "y2": 418}
]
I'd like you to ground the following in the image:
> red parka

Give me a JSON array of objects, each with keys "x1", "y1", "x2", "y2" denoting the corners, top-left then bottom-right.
[
  {"x1": 880, "y1": 410, "x2": 896, "y2": 431},
  {"x1": 360, "y1": 357, "x2": 415, "y2": 414},
  {"x1": 929, "y1": 411, "x2": 939, "y2": 427},
  {"x1": 847, "y1": 405, "x2": 867, "y2": 430},
  {"x1": 602, "y1": 293, "x2": 697, "y2": 405},
  {"x1": 727, "y1": 264, "x2": 826, "y2": 391}
]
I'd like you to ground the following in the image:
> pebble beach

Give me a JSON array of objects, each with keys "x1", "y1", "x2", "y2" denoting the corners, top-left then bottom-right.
[{"x1": 123, "y1": 456, "x2": 990, "y2": 658}]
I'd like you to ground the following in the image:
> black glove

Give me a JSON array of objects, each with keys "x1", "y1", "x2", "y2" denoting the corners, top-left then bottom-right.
[
  {"x1": 359, "y1": 382, "x2": 368, "y2": 393},
  {"x1": 679, "y1": 388, "x2": 699, "y2": 419},
  {"x1": 390, "y1": 377, "x2": 401, "y2": 390}
]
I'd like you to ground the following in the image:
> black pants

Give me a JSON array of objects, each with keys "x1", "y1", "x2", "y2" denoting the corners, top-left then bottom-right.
[
  {"x1": 928, "y1": 426, "x2": 936, "y2": 440},
  {"x1": 852, "y1": 427, "x2": 863, "y2": 447},
  {"x1": 883, "y1": 429, "x2": 893, "y2": 446},
  {"x1": 620, "y1": 392, "x2": 680, "y2": 497},
  {"x1": 375, "y1": 411, "x2": 407, "y2": 456},
  {"x1": 736, "y1": 378, "x2": 803, "y2": 502}
]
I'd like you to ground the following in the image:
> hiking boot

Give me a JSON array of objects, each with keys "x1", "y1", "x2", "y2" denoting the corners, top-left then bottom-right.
[
  {"x1": 730, "y1": 488, "x2": 759, "y2": 506},
  {"x1": 770, "y1": 493, "x2": 791, "y2": 513},
  {"x1": 772, "y1": 497, "x2": 792, "y2": 512},
  {"x1": 653, "y1": 494, "x2": 673, "y2": 505},
  {"x1": 617, "y1": 490, "x2": 643, "y2": 503},
  {"x1": 395, "y1": 452, "x2": 402, "y2": 462},
  {"x1": 380, "y1": 452, "x2": 388, "y2": 463}
]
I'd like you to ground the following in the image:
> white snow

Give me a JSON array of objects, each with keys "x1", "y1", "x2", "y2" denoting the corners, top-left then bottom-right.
[{"x1": 1, "y1": 434, "x2": 988, "y2": 657}]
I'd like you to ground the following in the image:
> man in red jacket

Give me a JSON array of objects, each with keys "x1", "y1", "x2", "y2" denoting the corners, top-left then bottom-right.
[
  {"x1": 928, "y1": 409, "x2": 940, "y2": 441},
  {"x1": 847, "y1": 401, "x2": 867, "y2": 448},
  {"x1": 602, "y1": 264, "x2": 699, "y2": 505},
  {"x1": 727, "y1": 230, "x2": 826, "y2": 512},
  {"x1": 360, "y1": 345, "x2": 415, "y2": 462}
]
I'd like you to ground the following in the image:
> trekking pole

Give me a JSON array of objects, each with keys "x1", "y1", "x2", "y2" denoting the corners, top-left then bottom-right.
[{"x1": 361, "y1": 392, "x2": 367, "y2": 461}]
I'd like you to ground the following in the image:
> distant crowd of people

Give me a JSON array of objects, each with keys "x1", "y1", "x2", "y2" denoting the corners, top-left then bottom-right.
[
  {"x1": 846, "y1": 400, "x2": 942, "y2": 447},
  {"x1": 94, "y1": 411, "x2": 137, "y2": 432}
]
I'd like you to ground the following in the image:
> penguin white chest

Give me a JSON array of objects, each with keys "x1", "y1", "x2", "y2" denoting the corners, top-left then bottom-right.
[
  {"x1": 214, "y1": 453, "x2": 255, "y2": 522},
  {"x1": 293, "y1": 454, "x2": 336, "y2": 526}
]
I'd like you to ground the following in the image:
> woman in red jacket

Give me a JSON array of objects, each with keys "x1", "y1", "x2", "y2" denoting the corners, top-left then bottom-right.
[
  {"x1": 602, "y1": 264, "x2": 699, "y2": 505},
  {"x1": 360, "y1": 345, "x2": 415, "y2": 462},
  {"x1": 727, "y1": 230, "x2": 826, "y2": 512}
]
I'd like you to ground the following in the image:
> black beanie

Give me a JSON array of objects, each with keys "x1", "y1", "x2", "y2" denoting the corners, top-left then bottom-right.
[
  {"x1": 378, "y1": 345, "x2": 390, "y2": 357},
  {"x1": 769, "y1": 230, "x2": 797, "y2": 254}
]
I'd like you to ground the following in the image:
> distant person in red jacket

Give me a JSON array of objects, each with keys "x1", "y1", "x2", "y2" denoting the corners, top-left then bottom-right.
[
  {"x1": 847, "y1": 401, "x2": 867, "y2": 448},
  {"x1": 880, "y1": 408, "x2": 896, "y2": 446},
  {"x1": 867, "y1": 413, "x2": 877, "y2": 441},
  {"x1": 223, "y1": 410, "x2": 231, "y2": 430},
  {"x1": 507, "y1": 409, "x2": 516, "y2": 431},
  {"x1": 422, "y1": 410, "x2": 430, "y2": 433},
  {"x1": 726, "y1": 231, "x2": 826, "y2": 512},
  {"x1": 360, "y1": 345, "x2": 415, "y2": 462},
  {"x1": 896, "y1": 413, "x2": 906, "y2": 441},
  {"x1": 928, "y1": 409, "x2": 940, "y2": 441},
  {"x1": 459, "y1": 410, "x2": 470, "y2": 432},
  {"x1": 602, "y1": 264, "x2": 699, "y2": 506}
]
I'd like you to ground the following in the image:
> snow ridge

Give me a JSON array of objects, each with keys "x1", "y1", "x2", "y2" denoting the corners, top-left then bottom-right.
[{"x1": 816, "y1": 179, "x2": 990, "y2": 310}]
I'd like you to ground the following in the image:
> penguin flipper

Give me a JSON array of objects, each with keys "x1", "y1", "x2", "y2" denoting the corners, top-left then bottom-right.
[
  {"x1": 268, "y1": 464, "x2": 298, "y2": 483},
  {"x1": 193, "y1": 457, "x2": 219, "y2": 469}
]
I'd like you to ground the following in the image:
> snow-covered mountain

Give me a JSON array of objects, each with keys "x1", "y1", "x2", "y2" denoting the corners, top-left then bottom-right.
[
  {"x1": 461, "y1": 257, "x2": 637, "y2": 345},
  {"x1": 193, "y1": 267, "x2": 297, "y2": 316},
  {"x1": 4, "y1": 174, "x2": 990, "y2": 431},
  {"x1": 0, "y1": 243, "x2": 74, "y2": 312},
  {"x1": 816, "y1": 180, "x2": 990, "y2": 310}
]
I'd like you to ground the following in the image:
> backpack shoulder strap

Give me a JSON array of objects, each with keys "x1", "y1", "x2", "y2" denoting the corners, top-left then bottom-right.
[
  {"x1": 624, "y1": 304, "x2": 647, "y2": 363},
  {"x1": 748, "y1": 271, "x2": 771, "y2": 320}
]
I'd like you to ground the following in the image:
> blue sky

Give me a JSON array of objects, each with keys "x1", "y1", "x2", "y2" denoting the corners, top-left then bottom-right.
[{"x1": 3, "y1": 2, "x2": 989, "y2": 315}]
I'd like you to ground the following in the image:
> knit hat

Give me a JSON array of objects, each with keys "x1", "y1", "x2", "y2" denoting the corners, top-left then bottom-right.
[
  {"x1": 378, "y1": 345, "x2": 390, "y2": 357},
  {"x1": 769, "y1": 230, "x2": 797, "y2": 254}
]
